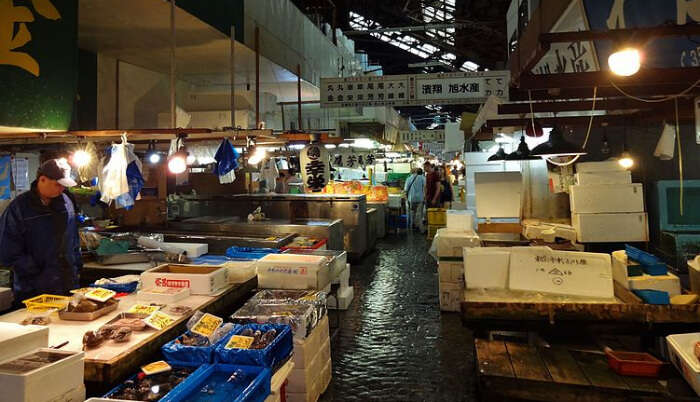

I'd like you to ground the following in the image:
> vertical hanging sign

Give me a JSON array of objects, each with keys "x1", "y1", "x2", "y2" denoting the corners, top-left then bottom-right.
[
  {"x1": 300, "y1": 144, "x2": 329, "y2": 193},
  {"x1": 0, "y1": 0, "x2": 78, "y2": 131}
]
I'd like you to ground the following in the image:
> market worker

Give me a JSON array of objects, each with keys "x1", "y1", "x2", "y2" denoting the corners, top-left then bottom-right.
[
  {"x1": 423, "y1": 161, "x2": 440, "y2": 208},
  {"x1": 0, "y1": 159, "x2": 82, "y2": 306}
]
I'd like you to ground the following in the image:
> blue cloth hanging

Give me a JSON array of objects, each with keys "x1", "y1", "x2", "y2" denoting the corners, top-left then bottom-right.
[{"x1": 214, "y1": 139, "x2": 239, "y2": 176}]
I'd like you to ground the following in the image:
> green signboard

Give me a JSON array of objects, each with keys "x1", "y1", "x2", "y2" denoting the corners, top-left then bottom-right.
[{"x1": 0, "y1": 0, "x2": 77, "y2": 131}]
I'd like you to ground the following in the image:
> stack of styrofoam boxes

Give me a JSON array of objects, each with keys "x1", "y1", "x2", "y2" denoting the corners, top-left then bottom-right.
[
  {"x1": 0, "y1": 323, "x2": 85, "y2": 402},
  {"x1": 437, "y1": 210, "x2": 480, "y2": 312},
  {"x1": 288, "y1": 315, "x2": 332, "y2": 402},
  {"x1": 328, "y1": 263, "x2": 354, "y2": 310},
  {"x1": 612, "y1": 250, "x2": 681, "y2": 298},
  {"x1": 571, "y1": 161, "x2": 649, "y2": 243}
]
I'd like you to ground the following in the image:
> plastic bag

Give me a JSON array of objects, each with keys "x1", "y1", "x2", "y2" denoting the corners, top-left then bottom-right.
[
  {"x1": 100, "y1": 140, "x2": 129, "y2": 204},
  {"x1": 115, "y1": 144, "x2": 144, "y2": 210}
]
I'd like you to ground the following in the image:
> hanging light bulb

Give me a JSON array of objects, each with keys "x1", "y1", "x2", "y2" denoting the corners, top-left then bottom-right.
[
  {"x1": 72, "y1": 149, "x2": 91, "y2": 168},
  {"x1": 608, "y1": 47, "x2": 641, "y2": 77},
  {"x1": 618, "y1": 152, "x2": 634, "y2": 169},
  {"x1": 506, "y1": 136, "x2": 540, "y2": 161},
  {"x1": 247, "y1": 147, "x2": 267, "y2": 166},
  {"x1": 487, "y1": 145, "x2": 507, "y2": 161},
  {"x1": 186, "y1": 153, "x2": 196, "y2": 165},
  {"x1": 146, "y1": 141, "x2": 161, "y2": 164},
  {"x1": 168, "y1": 150, "x2": 188, "y2": 174}
]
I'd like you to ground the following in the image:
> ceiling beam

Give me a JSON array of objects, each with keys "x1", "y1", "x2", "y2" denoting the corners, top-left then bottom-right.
[
  {"x1": 498, "y1": 98, "x2": 694, "y2": 114},
  {"x1": 517, "y1": 67, "x2": 700, "y2": 90},
  {"x1": 509, "y1": 83, "x2": 700, "y2": 101},
  {"x1": 540, "y1": 24, "x2": 700, "y2": 44}
]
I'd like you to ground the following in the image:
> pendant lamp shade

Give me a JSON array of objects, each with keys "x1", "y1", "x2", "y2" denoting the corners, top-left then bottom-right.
[
  {"x1": 530, "y1": 126, "x2": 586, "y2": 157},
  {"x1": 487, "y1": 145, "x2": 507, "y2": 161},
  {"x1": 506, "y1": 136, "x2": 540, "y2": 160}
]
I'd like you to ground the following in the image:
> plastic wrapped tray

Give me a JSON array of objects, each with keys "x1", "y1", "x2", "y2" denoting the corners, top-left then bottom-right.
[
  {"x1": 102, "y1": 363, "x2": 203, "y2": 401},
  {"x1": 226, "y1": 246, "x2": 280, "y2": 260},
  {"x1": 249, "y1": 290, "x2": 327, "y2": 321},
  {"x1": 214, "y1": 324, "x2": 293, "y2": 370},
  {"x1": 168, "y1": 364, "x2": 271, "y2": 402},
  {"x1": 231, "y1": 303, "x2": 317, "y2": 340}
]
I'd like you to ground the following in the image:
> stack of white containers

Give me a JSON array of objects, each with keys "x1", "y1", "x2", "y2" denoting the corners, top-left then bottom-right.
[
  {"x1": 436, "y1": 210, "x2": 481, "y2": 312},
  {"x1": 288, "y1": 315, "x2": 331, "y2": 402},
  {"x1": 571, "y1": 161, "x2": 649, "y2": 242}
]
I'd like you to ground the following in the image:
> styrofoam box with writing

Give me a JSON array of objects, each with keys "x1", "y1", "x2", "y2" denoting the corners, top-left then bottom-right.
[
  {"x1": 575, "y1": 161, "x2": 626, "y2": 173},
  {"x1": 464, "y1": 247, "x2": 522, "y2": 289},
  {"x1": 508, "y1": 248, "x2": 614, "y2": 299},
  {"x1": 569, "y1": 184, "x2": 644, "y2": 214},
  {"x1": 439, "y1": 281, "x2": 463, "y2": 312}
]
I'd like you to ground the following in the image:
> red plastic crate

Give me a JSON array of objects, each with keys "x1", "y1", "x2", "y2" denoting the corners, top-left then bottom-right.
[{"x1": 606, "y1": 349, "x2": 663, "y2": 377}]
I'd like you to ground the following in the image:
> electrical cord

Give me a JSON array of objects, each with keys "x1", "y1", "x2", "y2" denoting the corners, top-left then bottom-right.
[
  {"x1": 609, "y1": 77, "x2": 700, "y2": 103},
  {"x1": 675, "y1": 97, "x2": 684, "y2": 216},
  {"x1": 582, "y1": 86, "x2": 598, "y2": 150}
]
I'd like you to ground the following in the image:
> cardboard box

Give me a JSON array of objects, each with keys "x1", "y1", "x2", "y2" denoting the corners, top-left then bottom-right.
[
  {"x1": 508, "y1": 248, "x2": 614, "y2": 299},
  {"x1": 257, "y1": 254, "x2": 331, "y2": 290},
  {"x1": 573, "y1": 212, "x2": 649, "y2": 242},
  {"x1": 436, "y1": 229, "x2": 480, "y2": 258},
  {"x1": 628, "y1": 273, "x2": 681, "y2": 297},
  {"x1": 569, "y1": 184, "x2": 644, "y2": 214},
  {"x1": 575, "y1": 161, "x2": 626, "y2": 173},
  {"x1": 0, "y1": 323, "x2": 49, "y2": 363},
  {"x1": 438, "y1": 260, "x2": 465, "y2": 284},
  {"x1": 575, "y1": 171, "x2": 632, "y2": 185},
  {"x1": 140, "y1": 264, "x2": 228, "y2": 295},
  {"x1": 293, "y1": 315, "x2": 329, "y2": 369},
  {"x1": 439, "y1": 281, "x2": 464, "y2": 312}
]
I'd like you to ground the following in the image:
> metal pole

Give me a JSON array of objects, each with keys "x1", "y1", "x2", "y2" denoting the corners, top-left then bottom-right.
[
  {"x1": 297, "y1": 64, "x2": 302, "y2": 131},
  {"x1": 169, "y1": 0, "x2": 176, "y2": 129},
  {"x1": 255, "y1": 26, "x2": 260, "y2": 128},
  {"x1": 230, "y1": 25, "x2": 236, "y2": 129}
]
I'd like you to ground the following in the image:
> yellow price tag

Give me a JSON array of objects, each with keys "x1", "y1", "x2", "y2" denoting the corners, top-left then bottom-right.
[
  {"x1": 190, "y1": 313, "x2": 223, "y2": 338},
  {"x1": 144, "y1": 311, "x2": 176, "y2": 331},
  {"x1": 84, "y1": 288, "x2": 116, "y2": 302},
  {"x1": 127, "y1": 304, "x2": 161, "y2": 316},
  {"x1": 141, "y1": 360, "x2": 172, "y2": 376},
  {"x1": 224, "y1": 335, "x2": 254, "y2": 350}
]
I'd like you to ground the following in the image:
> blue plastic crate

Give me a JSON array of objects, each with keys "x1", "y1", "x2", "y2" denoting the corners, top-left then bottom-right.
[
  {"x1": 89, "y1": 280, "x2": 138, "y2": 294},
  {"x1": 625, "y1": 245, "x2": 661, "y2": 266},
  {"x1": 226, "y1": 247, "x2": 280, "y2": 260},
  {"x1": 214, "y1": 324, "x2": 293, "y2": 370},
  {"x1": 103, "y1": 363, "x2": 205, "y2": 401},
  {"x1": 164, "y1": 364, "x2": 271, "y2": 402},
  {"x1": 163, "y1": 330, "x2": 235, "y2": 365},
  {"x1": 632, "y1": 289, "x2": 670, "y2": 305}
]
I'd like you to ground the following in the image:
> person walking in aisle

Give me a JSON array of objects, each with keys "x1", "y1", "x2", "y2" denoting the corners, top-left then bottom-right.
[
  {"x1": 423, "y1": 162, "x2": 440, "y2": 208},
  {"x1": 404, "y1": 168, "x2": 426, "y2": 232}
]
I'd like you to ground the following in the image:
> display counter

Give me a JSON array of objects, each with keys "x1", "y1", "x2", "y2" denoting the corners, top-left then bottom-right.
[{"x1": 0, "y1": 277, "x2": 256, "y2": 388}]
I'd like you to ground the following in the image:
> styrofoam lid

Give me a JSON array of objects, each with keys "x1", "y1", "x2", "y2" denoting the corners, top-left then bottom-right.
[
  {"x1": 667, "y1": 332, "x2": 700, "y2": 373},
  {"x1": 0, "y1": 322, "x2": 47, "y2": 342}
]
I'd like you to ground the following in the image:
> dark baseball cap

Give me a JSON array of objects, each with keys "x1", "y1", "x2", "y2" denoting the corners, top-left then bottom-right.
[{"x1": 37, "y1": 159, "x2": 77, "y2": 187}]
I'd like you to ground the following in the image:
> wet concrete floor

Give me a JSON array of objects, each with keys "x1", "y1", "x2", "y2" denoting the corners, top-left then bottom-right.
[{"x1": 320, "y1": 232, "x2": 477, "y2": 401}]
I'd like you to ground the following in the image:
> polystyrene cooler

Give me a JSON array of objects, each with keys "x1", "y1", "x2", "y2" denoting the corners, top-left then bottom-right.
[
  {"x1": 257, "y1": 254, "x2": 331, "y2": 290},
  {"x1": 569, "y1": 184, "x2": 644, "y2": 214}
]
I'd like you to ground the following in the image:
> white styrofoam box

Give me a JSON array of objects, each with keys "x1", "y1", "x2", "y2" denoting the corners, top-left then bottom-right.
[
  {"x1": 573, "y1": 212, "x2": 649, "y2": 242},
  {"x1": 288, "y1": 337, "x2": 328, "y2": 393},
  {"x1": 508, "y1": 248, "x2": 614, "y2": 299},
  {"x1": 575, "y1": 161, "x2": 626, "y2": 173},
  {"x1": 292, "y1": 315, "x2": 329, "y2": 369},
  {"x1": 439, "y1": 281, "x2": 463, "y2": 312},
  {"x1": 332, "y1": 264, "x2": 350, "y2": 289},
  {"x1": 628, "y1": 272, "x2": 681, "y2": 297},
  {"x1": 327, "y1": 286, "x2": 354, "y2": 310},
  {"x1": 475, "y1": 171, "x2": 522, "y2": 218},
  {"x1": 137, "y1": 286, "x2": 191, "y2": 304},
  {"x1": 223, "y1": 260, "x2": 257, "y2": 284},
  {"x1": 575, "y1": 171, "x2": 632, "y2": 185},
  {"x1": 438, "y1": 260, "x2": 464, "y2": 284},
  {"x1": 464, "y1": 247, "x2": 514, "y2": 289},
  {"x1": 0, "y1": 287, "x2": 12, "y2": 311},
  {"x1": 689, "y1": 256, "x2": 700, "y2": 295},
  {"x1": 550, "y1": 224, "x2": 578, "y2": 243},
  {"x1": 436, "y1": 228, "x2": 481, "y2": 258},
  {"x1": 569, "y1": 184, "x2": 644, "y2": 214},
  {"x1": 523, "y1": 224, "x2": 551, "y2": 240},
  {"x1": 161, "y1": 242, "x2": 208, "y2": 258},
  {"x1": 667, "y1": 333, "x2": 700, "y2": 396},
  {"x1": 388, "y1": 194, "x2": 403, "y2": 209},
  {"x1": 141, "y1": 264, "x2": 228, "y2": 295},
  {"x1": 446, "y1": 210, "x2": 475, "y2": 231},
  {"x1": 611, "y1": 250, "x2": 633, "y2": 289},
  {"x1": 0, "y1": 348, "x2": 84, "y2": 402},
  {"x1": 0, "y1": 323, "x2": 49, "y2": 363},
  {"x1": 257, "y1": 254, "x2": 331, "y2": 290},
  {"x1": 48, "y1": 384, "x2": 85, "y2": 402}
]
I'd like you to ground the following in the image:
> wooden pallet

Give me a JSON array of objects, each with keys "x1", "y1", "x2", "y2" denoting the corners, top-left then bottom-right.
[{"x1": 474, "y1": 339, "x2": 697, "y2": 401}]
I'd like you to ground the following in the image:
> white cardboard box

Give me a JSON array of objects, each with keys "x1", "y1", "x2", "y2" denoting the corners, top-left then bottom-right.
[
  {"x1": 576, "y1": 161, "x2": 626, "y2": 173},
  {"x1": 575, "y1": 171, "x2": 632, "y2": 185},
  {"x1": 570, "y1": 184, "x2": 644, "y2": 214},
  {"x1": 222, "y1": 260, "x2": 257, "y2": 284},
  {"x1": 439, "y1": 281, "x2": 464, "y2": 312},
  {"x1": 667, "y1": 333, "x2": 700, "y2": 396},
  {"x1": 439, "y1": 260, "x2": 465, "y2": 284},
  {"x1": 628, "y1": 272, "x2": 681, "y2": 296},
  {"x1": 446, "y1": 210, "x2": 475, "y2": 231},
  {"x1": 611, "y1": 250, "x2": 635, "y2": 289},
  {"x1": 137, "y1": 286, "x2": 191, "y2": 304},
  {"x1": 0, "y1": 323, "x2": 49, "y2": 363},
  {"x1": 140, "y1": 264, "x2": 228, "y2": 295},
  {"x1": 161, "y1": 242, "x2": 208, "y2": 258},
  {"x1": 508, "y1": 248, "x2": 614, "y2": 299},
  {"x1": 327, "y1": 286, "x2": 354, "y2": 310},
  {"x1": 0, "y1": 348, "x2": 84, "y2": 402},
  {"x1": 573, "y1": 212, "x2": 649, "y2": 242},
  {"x1": 463, "y1": 247, "x2": 515, "y2": 289},
  {"x1": 436, "y1": 229, "x2": 480, "y2": 258},
  {"x1": 257, "y1": 254, "x2": 331, "y2": 290}
]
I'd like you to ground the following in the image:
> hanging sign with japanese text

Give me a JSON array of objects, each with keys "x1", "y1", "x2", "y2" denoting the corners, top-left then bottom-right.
[
  {"x1": 330, "y1": 150, "x2": 376, "y2": 169},
  {"x1": 300, "y1": 144, "x2": 330, "y2": 192},
  {"x1": 0, "y1": 0, "x2": 78, "y2": 131},
  {"x1": 399, "y1": 130, "x2": 445, "y2": 143},
  {"x1": 321, "y1": 71, "x2": 510, "y2": 108}
]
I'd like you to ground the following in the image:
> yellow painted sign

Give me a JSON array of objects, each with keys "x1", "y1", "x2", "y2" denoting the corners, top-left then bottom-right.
[
  {"x1": 190, "y1": 313, "x2": 223, "y2": 338},
  {"x1": 141, "y1": 360, "x2": 172, "y2": 376}
]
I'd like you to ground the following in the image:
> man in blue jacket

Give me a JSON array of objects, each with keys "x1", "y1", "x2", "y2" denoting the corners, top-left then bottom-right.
[{"x1": 0, "y1": 159, "x2": 82, "y2": 306}]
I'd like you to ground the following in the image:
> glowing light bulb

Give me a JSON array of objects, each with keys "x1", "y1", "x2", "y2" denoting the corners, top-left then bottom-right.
[
  {"x1": 186, "y1": 154, "x2": 196, "y2": 165},
  {"x1": 618, "y1": 152, "x2": 634, "y2": 169},
  {"x1": 248, "y1": 148, "x2": 267, "y2": 165},
  {"x1": 608, "y1": 48, "x2": 641, "y2": 76},
  {"x1": 148, "y1": 152, "x2": 161, "y2": 164},
  {"x1": 72, "y1": 150, "x2": 91, "y2": 167},
  {"x1": 168, "y1": 153, "x2": 187, "y2": 174}
]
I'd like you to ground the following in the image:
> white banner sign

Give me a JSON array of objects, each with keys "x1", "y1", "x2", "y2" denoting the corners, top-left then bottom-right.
[
  {"x1": 300, "y1": 144, "x2": 330, "y2": 192},
  {"x1": 321, "y1": 71, "x2": 509, "y2": 108},
  {"x1": 399, "y1": 130, "x2": 445, "y2": 143}
]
